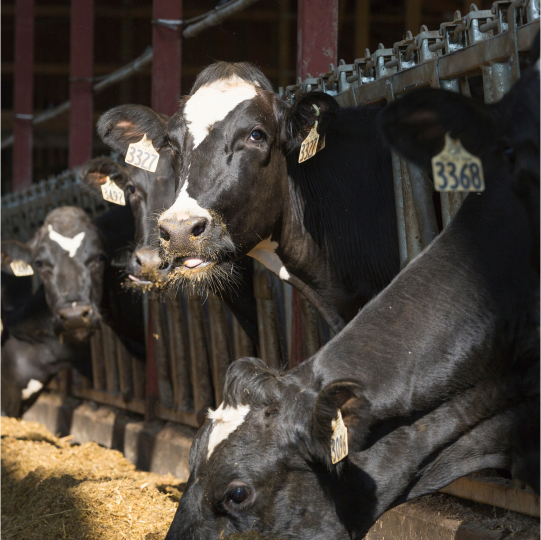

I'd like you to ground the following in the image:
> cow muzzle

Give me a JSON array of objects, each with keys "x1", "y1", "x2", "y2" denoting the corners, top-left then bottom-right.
[
  {"x1": 158, "y1": 216, "x2": 216, "y2": 270},
  {"x1": 128, "y1": 246, "x2": 172, "y2": 287},
  {"x1": 55, "y1": 303, "x2": 98, "y2": 342}
]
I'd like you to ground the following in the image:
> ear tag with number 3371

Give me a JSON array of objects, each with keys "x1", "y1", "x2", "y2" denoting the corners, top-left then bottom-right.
[
  {"x1": 431, "y1": 133, "x2": 485, "y2": 192},
  {"x1": 10, "y1": 259, "x2": 34, "y2": 276},
  {"x1": 101, "y1": 176, "x2": 126, "y2": 206},
  {"x1": 330, "y1": 410, "x2": 348, "y2": 464},
  {"x1": 126, "y1": 134, "x2": 160, "y2": 173}
]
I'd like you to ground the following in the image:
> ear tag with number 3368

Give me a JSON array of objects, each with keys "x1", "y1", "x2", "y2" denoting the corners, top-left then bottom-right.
[
  {"x1": 126, "y1": 134, "x2": 160, "y2": 173},
  {"x1": 431, "y1": 133, "x2": 485, "y2": 192},
  {"x1": 101, "y1": 177, "x2": 126, "y2": 206},
  {"x1": 330, "y1": 410, "x2": 348, "y2": 464}
]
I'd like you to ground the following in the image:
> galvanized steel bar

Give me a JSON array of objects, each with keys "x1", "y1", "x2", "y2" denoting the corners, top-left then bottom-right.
[
  {"x1": 400, "y1": 156, "x2": 423, "y2": 262},
  {"x1": 408, "y1": 162, "x2": 439, "y2": 248}
]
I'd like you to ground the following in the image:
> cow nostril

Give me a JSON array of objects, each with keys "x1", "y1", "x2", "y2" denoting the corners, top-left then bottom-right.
[
  {"x1": 59, "y1": 313, "x2": 68, "y2": 322},
  {"x1": 191, "y1": 220, "x2": 207, "y2": 237},
  {"x1": 159, "y1": 227, "x2": 170, "y2": 242},
  {"x1": 81, "y1": 310, "x2": 90, "y2": 319},
  {"x1": 135, "y1": 256, "x2": 142, "y2": 266}
]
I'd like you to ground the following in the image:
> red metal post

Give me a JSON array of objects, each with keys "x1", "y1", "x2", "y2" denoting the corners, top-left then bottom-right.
[
  {"x1": 12, "y1": 0, "x2": 35, "y2": 192},
  {"x1": 151, "y1": 0, "x2": 182, "y2": 115},
  {"x1": 68, "y1": 0, "x2": 95, "y2": 169},
  {"x1": 296, "y1": 0, "x2": 339, "y2": 80},
  {"x1": 145, "y1": 0, "x2": 182, "y2": 419}
]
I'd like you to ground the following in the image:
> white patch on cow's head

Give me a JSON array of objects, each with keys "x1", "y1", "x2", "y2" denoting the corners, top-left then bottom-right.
[
  {"x1": 184, "y1": 77, "x2": 258, "y2": 149},
  {"x1": 21, "y1": 378, "x2": 43, "y2": 400},
  {"x1": 207, "y1": 402, "x2": 251, "y2": 459},
  {"x1": 160, "y1": 179, "x2": 213, "y2": 224},
  {"x1": 248, "y1": 237, "x2": 291, "y2": 281},
  {"x1": 47, "y1": 225, "x2": 85, "y2": 257}
]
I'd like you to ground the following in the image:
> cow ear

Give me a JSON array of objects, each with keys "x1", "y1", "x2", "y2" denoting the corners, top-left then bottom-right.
[
  {"x1": 1, "y1": 240, "x2": 34, "y2": 273},
  {"x1": 378, "y1": 88, "x2": 497, "y2": 171},
  {"x1": 284, "y1": 91, "x2": 339, "y2": 152},
  {"x1": 97, "y1": 105, "x2": 169, "y2": 155},
  {"x1": 77, "y1": 157, "x2": 130, "y2": 192},
  {"x1": 310, "y1": 379, "x2": 371, "y2": 467}
]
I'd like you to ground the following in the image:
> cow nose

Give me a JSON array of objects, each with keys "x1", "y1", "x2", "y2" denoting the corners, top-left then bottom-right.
[
  {"x1": 159, "y1": 217, "x2": 209, "y2": 247},
  {"x1": 58, "y1": 303, "x2": 94, "y2": 328},
  {"x1": 134, "y1": 246, "x2": 161, "y2": 271}
]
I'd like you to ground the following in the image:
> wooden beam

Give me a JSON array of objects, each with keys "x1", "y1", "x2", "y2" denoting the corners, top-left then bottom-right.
[
  {"x1": 297, "y1": 0, "x2": 338, "y2": 79},
  {"x1": 405, "y1": 0, "x2": 423, "y2": 36},
  {"x1": 355, "y1": 0, "x2": 370, "y2": 59},
  {"x1": 12, "y1": 0, "x2": 35, "y2": 191},
  {"x1": 68, "y1": 0, "x2": 94, "y2": 169}
]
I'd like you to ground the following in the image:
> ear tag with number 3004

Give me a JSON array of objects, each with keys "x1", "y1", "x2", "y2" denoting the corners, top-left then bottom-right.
[
  {"x1": 330, "y1": 410, "x2": 348, "y2": 464},
  {"x1": 101, "y1": 176, "x2": 126, "y2": 206},
  {"x1": 10, "y1": 259, "x2": 34, "y2": 276},
  {"x1": 431, "y1": 133, "x2": 485, "y2": 192},
  {"x1": 126, "y1": 134, "x2": 160, "y2": 173}
]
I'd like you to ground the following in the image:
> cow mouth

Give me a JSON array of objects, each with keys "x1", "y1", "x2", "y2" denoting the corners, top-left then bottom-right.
[
  {"x1": 59, "y1": 327, "x2": 96, "y2": 343},
  {"x1": 177, "y1": 257, "x2": 214, "y2": 269}
]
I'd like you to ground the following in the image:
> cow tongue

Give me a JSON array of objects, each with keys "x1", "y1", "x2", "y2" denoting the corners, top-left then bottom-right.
[{"x1": 184, "y1": 258, "x2": 204, "y2": 268}]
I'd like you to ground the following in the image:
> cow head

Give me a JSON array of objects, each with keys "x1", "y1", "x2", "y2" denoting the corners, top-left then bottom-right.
[
  {"x1": 97, "y1": 62, "x2": 339, "y2": 295},
  {"x1": 29, "y1": 206, "x2": 104, "y2": 342},
  {"x1": 165, "y1": 357, "x2": 372, "y2": 540},
  {"x1": 78, "y1": 155, "x2": 176, "y2": 288}
]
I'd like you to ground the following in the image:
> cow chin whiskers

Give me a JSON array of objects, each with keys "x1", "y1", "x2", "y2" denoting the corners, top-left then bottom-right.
[{"x1": 163, "y1": 258, "x2": 241, "y2": 298}]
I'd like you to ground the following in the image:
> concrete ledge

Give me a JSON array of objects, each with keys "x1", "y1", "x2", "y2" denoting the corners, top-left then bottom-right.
[{"x1": 22, "y1": 393, "x2": 79, "y2": 437}]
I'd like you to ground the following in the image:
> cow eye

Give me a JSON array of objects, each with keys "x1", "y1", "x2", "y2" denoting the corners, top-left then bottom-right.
[
  {"x1": 34, "y1": 260, "x2": 43, "y2": 268},
  {"x1": 250, "y1": 129, "x2": 265, "y2": 142},
  {"x1": 226, "y1": 482, "x2": 251, "y2": 505},
  {"x1": 127, "y1": 185, "x2": 136, "y2": 194}
]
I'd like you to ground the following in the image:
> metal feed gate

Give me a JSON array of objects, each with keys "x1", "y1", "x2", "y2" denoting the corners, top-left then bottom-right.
[{"x1": 2, "y1": 0, "x2": 539, "y2": 520}]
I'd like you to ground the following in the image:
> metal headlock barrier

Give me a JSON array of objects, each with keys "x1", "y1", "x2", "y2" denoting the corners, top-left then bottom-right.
[{"x1": 2, "y1": 0, "x2": 539, "y2": 515}]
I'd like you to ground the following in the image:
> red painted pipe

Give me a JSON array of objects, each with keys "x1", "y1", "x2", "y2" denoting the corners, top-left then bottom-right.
[
  {"x1": 12, "y1": 0, "x2": 35, "y2": 192},
  {"x1": 296, "y1": 0, "x2": 338, "y2": 80},
  {"x1": 69, "y1": 0, "x2": 94, "y2": 169}
]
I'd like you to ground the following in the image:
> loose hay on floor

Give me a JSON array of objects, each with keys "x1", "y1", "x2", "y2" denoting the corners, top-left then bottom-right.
[{"x1": 2, "y1": 417, "x2": 182, "y2": 540}]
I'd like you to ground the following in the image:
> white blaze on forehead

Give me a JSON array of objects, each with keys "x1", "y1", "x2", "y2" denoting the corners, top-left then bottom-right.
[
  {"x1": 248, "y1": 237, "x2": 290, "y2": 281},
  {"x1": 185, "y1": 77, "x2": 258, "y2": 149},
  {"x1": 48, "y1": 225, "x2": 85, "y2": 257},
  {"x1": 207, "y1": 402, "x2": 251, "y2": 459},
  {"x1": 21, "y1": 379, "x2": 43, "y2": 400}
]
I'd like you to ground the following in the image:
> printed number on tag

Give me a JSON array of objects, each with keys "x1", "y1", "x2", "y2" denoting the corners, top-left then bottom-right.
[
  {"x1": 299, "y1": 122, "x2": 321, "y2": 163},
  {"x1": 10, "y1": 259, "x2": 34, "y2": 276},
  {"x1": 126, "y1": 134, "x2": 160, "y2": 172},
  {"x1": 431, "y1": 133, "x2": 485, "y2": 192},
  {"x1": 101, "y1": 177, "x2": 126, "y2": 206},
  {"x1": 330, "y1": 410, "x2": 348, "y2": 464}
]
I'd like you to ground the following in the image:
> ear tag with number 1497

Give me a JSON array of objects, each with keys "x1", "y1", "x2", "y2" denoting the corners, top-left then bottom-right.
[
  {"x1": 431, "y1": 133, "x2": 485, "y2": 192},
  {"x1": 101, "y1": 177, "x2": 126, "y2": 206},
  {"x1": 126, "y1": 134, "x2": 160, "y2": 172}
]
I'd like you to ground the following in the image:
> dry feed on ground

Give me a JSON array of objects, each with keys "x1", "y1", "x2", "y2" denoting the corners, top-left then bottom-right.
[{"x1": 2, "y1": 417, "x2": 181, "y2": 540}]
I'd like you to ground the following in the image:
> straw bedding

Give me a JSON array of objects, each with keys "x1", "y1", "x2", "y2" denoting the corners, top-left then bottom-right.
[{"x1": 2, "y1": 417, "x2": 181, "y2": 540}]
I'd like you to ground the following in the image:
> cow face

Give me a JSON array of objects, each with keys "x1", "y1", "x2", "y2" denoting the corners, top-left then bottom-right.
[
  {"x1": 97, "y1": 63, "x2": 339, "y2": 295},
  {"x1": 166, "y1": 358, "x2": 370, "y2": 540},
  {"x1": 79, "y1": 155, "x2": 176, "y2": 287},
  {"x1": 29, "y1": 206, "x2": 104, "y2": 342}
]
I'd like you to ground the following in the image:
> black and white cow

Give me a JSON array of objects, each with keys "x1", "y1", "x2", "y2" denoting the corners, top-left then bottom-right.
[
  {"x1": 164, "y1": 59, "x2": 539, "y2": 539},
  {"x1": 78, "y1": 156, "x2": 259, "y2": 346},
  {"x1": 1, "y1": 239, "x2": 92, "y2": 417},
  {"x1": 97, "y1": 62, "x2": 399, "y2": 333}
]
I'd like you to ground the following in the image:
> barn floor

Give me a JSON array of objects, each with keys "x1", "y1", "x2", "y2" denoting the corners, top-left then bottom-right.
[{"x1": 2, "y1": 417, "x2": 539, "y2": 540}]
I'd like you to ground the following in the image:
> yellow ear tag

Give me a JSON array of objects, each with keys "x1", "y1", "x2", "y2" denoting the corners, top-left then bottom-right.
[
  {"x1": 330, "y1": 410, "x2": 348, "y2": 464},
  {"x1": 126, "y1": 134, "x2": 160, "y2": 172},
  {"x1": 10, "y1": 259, "x2": 34, "y2": 276},
  {"x1": 101, "y1": 176, "x2": 126, "y2": 206},
  {"x1": 431, "y1": 133, "x2": 485, "y2": 192},
  {"x1": 299, "y1": 121, "x2": 320, "y2": 163}
]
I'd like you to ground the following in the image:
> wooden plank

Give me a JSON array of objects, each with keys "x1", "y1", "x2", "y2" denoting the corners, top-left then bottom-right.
[
  {"x1": 70, "y1": 386, "x2": 146, "y2": 415},
  {"x1": 440, "y1": 477, "x2": 540, "y2": 518},
  {"x1": 90, "y1": 327, "x2": 106, "y2": 390},
  {"x1": 354, "y1": 0, "x2": 370, "y2": 59},
  {"x1": 12, "y1": 0, "x2": 35, "y2": 191},
  {"x1": 101, "y1": 324, "x2": 119, "y2": 394},
  {"x1": 155, "y1": 404, "x2": 201, "y2": 429},
  {"x1": 68, "y1": 0, "x2": 94, "y2": 168}
]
